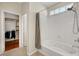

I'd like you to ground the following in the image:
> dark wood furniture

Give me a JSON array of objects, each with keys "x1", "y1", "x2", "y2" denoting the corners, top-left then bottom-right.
[{"x1": 5, "y1": 40, "x2": 19, "y2": 51}]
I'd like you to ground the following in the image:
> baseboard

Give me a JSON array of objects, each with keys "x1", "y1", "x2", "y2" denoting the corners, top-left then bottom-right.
[
  {"x1": 40, "y1": 45, "x2": 72, "y2": 56},
  {"x1": 30, "y1": 49, "x2": 38, "y2": 56},
  {"x1": 30, "y1": 48, "x2": 48, "y2": 56},
  {"x1": 0, "y1": 53, "x2": 3, "y2": 56},
  {"x1": 38, "y1": 49, "x2": 48, "y2": 56},
  {"x1": 0, "y1": 51, "x2": 4, "y2": 56}
]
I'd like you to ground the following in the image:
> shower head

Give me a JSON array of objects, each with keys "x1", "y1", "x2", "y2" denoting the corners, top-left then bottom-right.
[
  {"x1": 67, "y1": 6, "x2": 76, "y2": 13},
  {"x1": 67, "y1": 6, "x2": 73, "y2": 11}
]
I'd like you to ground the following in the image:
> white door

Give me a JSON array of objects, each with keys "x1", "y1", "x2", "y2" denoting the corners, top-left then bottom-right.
[{"x1": 21, "y1": 14, "x2": 27, "y2": 47}]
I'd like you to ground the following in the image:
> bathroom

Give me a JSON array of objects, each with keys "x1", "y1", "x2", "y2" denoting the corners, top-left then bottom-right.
[{"x1": 0, "y1": 2, "x2": 79, "y2": 56}]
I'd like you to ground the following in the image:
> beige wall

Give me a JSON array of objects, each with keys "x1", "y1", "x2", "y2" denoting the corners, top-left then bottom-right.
[
  {"x1": 0, "y1": 2, "x2": 22, "y2": 13},
  {"x1": 21, "y1": 2, "x2": 29, "y2": 15}
]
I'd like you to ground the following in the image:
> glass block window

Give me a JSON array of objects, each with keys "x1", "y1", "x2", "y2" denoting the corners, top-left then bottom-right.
[
  {"x1": 49, "y1": 10, "x2": 55, "y2": 15},
  {"x1": 59, "y1": 6, "x2": 66, "y2": 13},
  {"x1": 49, "y1": 3, "x2": 74, "y2": 16},
  {"x1": 55, "y1": 8, "x2": 60, "y2": 14}
]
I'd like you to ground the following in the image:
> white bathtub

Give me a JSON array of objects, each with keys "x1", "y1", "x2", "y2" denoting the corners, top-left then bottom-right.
[
  {"x1": 54, "y1": 43, "x2": 79, "y2": 56},
  {"x1": 41, "y1": 42, "x2": 79, "y2": 56}
]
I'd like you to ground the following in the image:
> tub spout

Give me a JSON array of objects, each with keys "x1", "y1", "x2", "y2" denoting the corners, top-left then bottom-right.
[
  {"x1": 74, "y1": 38, "x2": 79, "y2": 42},
  {"x1": 72, "y1": 45, "x2": 79, "y2": 48}
]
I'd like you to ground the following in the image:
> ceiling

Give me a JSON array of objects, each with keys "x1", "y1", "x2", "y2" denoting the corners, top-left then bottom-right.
[{"x1": 39, "y1": 2, "x2": 58, "y2": 8}]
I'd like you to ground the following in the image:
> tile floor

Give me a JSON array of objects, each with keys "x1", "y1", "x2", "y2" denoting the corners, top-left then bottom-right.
[
  {"x1": 2, "y1": 47, "x2": 44, "y2": 56},
  {"x1": 32, "y1": 51, "x2": 44, "y2": 56},
  {"x1": 3, "y1": 47, "x2": 27, "y2": 56}
]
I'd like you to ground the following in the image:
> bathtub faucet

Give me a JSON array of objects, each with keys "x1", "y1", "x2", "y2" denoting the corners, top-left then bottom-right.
[{"x1": 74, "y1": 38, "x2": 79, "y2": 42}]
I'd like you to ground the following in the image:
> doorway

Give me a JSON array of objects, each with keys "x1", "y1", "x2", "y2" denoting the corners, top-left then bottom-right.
[
  {"x1": 4, "y1": 12, "x2": 19, "y2": 51},
  {"x1": 0, "y1": 10, "x2": 28, "y2": 55}
]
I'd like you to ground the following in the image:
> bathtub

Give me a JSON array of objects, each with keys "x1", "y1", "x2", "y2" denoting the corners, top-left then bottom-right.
[
  {"x1": 53, "y1": 43, "x2": 79, "y2": 56},
  {"x1": 41, "y1": 42, "x2": 79, "y2": 56}
]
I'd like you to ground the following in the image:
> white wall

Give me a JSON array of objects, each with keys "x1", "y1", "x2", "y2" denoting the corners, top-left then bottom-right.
[
  {"x1": 40, "y1": 10, "x2": 48, "y2": 47},
  {"x1": 47, "y1": 11, "x2": 75, "y2": 49},
  {"x1": 5, "y1": 20, "x2": 16, "y2": 31}
]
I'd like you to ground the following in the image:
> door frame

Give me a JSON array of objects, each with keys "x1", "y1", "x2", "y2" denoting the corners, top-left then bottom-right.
[{"x1": 0, "y1": 10, "x2": 23, "y2": 54}]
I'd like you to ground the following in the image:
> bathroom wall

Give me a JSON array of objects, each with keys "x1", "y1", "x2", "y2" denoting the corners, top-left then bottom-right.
[
  {"x1": 28, "y1": 2, "x2": 46, "y2": 55},
  {"x1": 46, "y1": 11, "x2": 75, "y2": 50},
  {"x1": 40, "y1": 3, "x2": 79, "y2": 54},
  {"x1": 0, "y1": 2, "x2": 22, "y2": 13},
  {"x1": 40, "y1": 10, "x2": 48, "y2": 47}
]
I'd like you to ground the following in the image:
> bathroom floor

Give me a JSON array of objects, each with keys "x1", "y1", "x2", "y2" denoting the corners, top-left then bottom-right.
[
  {"x1": 3, "y1": 47, "x2": 27, "y2": 56},
  {"x1": 32, "y1": 51, "x2": 44, "y2": 56},
  {"x1": 3, "y1": 47, "x2": 44, "y2": 56}
]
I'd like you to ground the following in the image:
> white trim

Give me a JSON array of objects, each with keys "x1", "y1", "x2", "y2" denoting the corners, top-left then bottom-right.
[
  {"x1": 19, "y1": 14, "x2": 23, "y2": 48},
  {"x1": 30, "y1": 49, "x2": 38, "y2": 56},
  {"x1": 29, "y1": 48, "x2": 48, "y2": 56},
  {"x1": 2, "y1": 10, "x2": 20, "y2": 15},
  {"x1": 38, "y1": 49, "x2": 48, "y2": 56},
  {"x1": 1, "y1": 10, "x2": 5, "y2": 54}
]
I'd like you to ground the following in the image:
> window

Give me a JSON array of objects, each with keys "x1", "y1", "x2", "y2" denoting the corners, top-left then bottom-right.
[
  {"x1": 65, "y1": 3, "x2": 73, "y2": 10},
  {"x1": 59, "y1": 6, "x2": 66, "y2": 13},
  {"x1": 49, "y1": 10, "x2": 55, "y2": 15},
  {"x1": 49, "y1": 3, "x2": 74, "y2": 16},
  {"x1": 55, "y1": 8, "x2": 60, "y2": 14}
]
